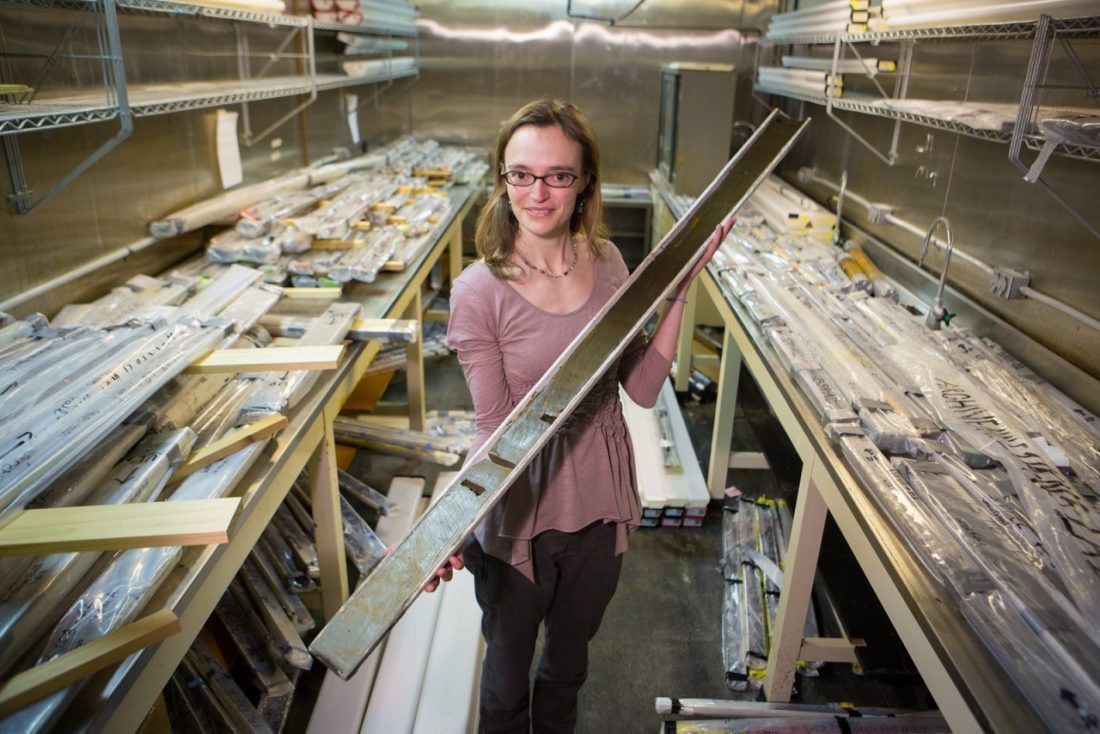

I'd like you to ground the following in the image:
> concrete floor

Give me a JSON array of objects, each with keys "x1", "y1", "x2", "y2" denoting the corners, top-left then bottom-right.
[{"x1": 330, "y1": 333, "x2": 933, "y2": 732}]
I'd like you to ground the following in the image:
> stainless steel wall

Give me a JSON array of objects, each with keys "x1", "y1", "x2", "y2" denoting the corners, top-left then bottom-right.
[
  {"x1": 0, "y1": 7, "x2": 360, "y2": 315},
  {"x1": 770, "y1": 34, "x2": 1100, "y2": 386},
  {"x1": 402, "y1": 0, "x2": 766, "y2": 185},
  {"x1": 7, "y1": 1, "x2": 1096, "y2": 400}
]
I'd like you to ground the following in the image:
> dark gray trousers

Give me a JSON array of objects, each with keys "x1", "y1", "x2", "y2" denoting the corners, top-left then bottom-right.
[{"x1": 465, "y1": 521, "x2": 623, "y2": 734}]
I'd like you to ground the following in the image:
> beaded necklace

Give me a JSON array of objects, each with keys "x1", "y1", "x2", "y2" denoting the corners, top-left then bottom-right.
[{"x1": 515, "y1": 238, "x2": 578, "y2": 279}]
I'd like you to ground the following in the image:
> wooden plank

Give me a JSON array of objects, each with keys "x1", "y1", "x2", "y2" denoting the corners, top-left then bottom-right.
[
  {"x1": 283, "y1": 287, "x2": 343, "y2": 299},
  {"x1": 310, "y1": 406, "x2": 350, "y2": 622},
  {"x1": 312, "y1": 239, "x2": 364, "y2": 250},
  {"x1": 708, "y1": 325, "x2": 743, "y2": 498},
  {"x1": 412, "y1": 561, "x2": 481, "y2": 734},
  {"x1": 361, "y1": 474, "x2": 451, "y2": 734},
  {"x1": 799, "y1": 636, "x2": 865, "y2": 664},
  {"x1": 186, "y1": 345, "x2": 346, "y2": 374},
  {"x1": 764, "y1": 458, "x2": 828, "y2": 701},
  {"x1": 170, "y1": 415, "x2": 288, "y2": 484},
  {"x1": 404, "y1": 292, "x2": 425, "y2": 432},
  {"x1": 304, "y1": 477, "x2": 424, "y2": 734},
  {"x1": 0, "y1": 609, "x2": 181, "y2": 716},
  {"x1": 0, "y1": 498, "x2": 241, "y2": 555},
  {"x1": 310, "y1": 112, "x2": 809, "y2": 680}
]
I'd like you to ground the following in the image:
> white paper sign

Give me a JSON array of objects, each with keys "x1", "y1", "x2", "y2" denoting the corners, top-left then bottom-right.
[{"x1": 216, "y1": 109, "x2": 243, "y2": 189}]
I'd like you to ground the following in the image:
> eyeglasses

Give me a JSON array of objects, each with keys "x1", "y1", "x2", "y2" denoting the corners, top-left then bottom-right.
[{"x1": 500, "y1": 169, "x2": 579, "y2": 188}]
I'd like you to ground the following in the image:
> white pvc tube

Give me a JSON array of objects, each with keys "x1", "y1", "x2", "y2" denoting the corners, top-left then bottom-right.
[
  {"x1": 783, "y1": 55, "x2": 884, "y2": 74},
  {"x1": 884, "y1": 0, "x2": 1099, "y2": 27}
]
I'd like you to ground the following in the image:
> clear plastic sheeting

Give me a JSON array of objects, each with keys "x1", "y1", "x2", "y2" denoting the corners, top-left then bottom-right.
[
  {"x1": 207, "y1": 229, "x2": 281, "y2": 265},
  {"x1": 7, "y1": 426, "x2": 273, "y2": 729},
  {"x1": 0, "y1": 315, "x2": 226, "y2": 526},
  {"x1": 215, "y1": 284, "x2": 284, "y2": 342},
  {"x1": 179, "y1": 264, "x2": 263, "y2": 318},
  {"x1": 0, "y1": 427, "x2": 195, "y2": 679},
  {"x1": 706, "y1": 187, "x2": 1100, "y2": 732},
  {"x1": 292, "y1": 177, "x2": 397, "y2": 239},
  {"x1": 0, "y1": 314, "x2": 47, "y2": 350},
  {"x1": 236, "y1": 191, "x2": 322, "y2": 238},
  {"x1": 340, "y1": 495, "x2": 387, "y2": 578},
  {"x1": 241, "y1": 302, "x2": 359, "y2": 417},
  {"x1": 338, "y1": 469, "x2": 395, "y2": 516},
  {"x1": 884, "y1": 340, "x2": 1100, "y2": 622},
  {"x1": 51, "y1": 279, "x2": 192, "y2": 328},
  {"x1": 720, "y1": 496, "x2": 822, "y2": 691},
  {"x1": 326, "y1": 230, "x2": 400, "y2": 284},
  {"x1": 27, "y1": 423, "x2": 146, "y2": 510},
  {"x1": 1039, "y1": 114, "x2": 1100, "y2": 148}
]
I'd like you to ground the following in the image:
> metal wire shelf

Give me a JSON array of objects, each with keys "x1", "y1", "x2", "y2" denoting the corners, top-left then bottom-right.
[
  {"x1": 766, "y1": 14, "x2": 1100, "y2": 46},
  {"x1": 0, "y1": 0, "x2": 416, "y2": 35},
  {"x1": 0, "y1": 68, "x2": 419, "y2": 131},
  {"x1": 754, "y1": 84, "x2": 1019, "y2": 144}
]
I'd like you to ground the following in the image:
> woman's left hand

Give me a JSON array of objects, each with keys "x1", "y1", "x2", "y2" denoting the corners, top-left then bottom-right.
[{"x1": 675, "y1": 217, "x2": 734, "y2": 296}]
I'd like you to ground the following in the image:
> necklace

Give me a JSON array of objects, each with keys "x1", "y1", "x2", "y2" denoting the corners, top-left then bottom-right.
[{"x1": 516, "y1": 239, "x2": 579, "y2": 279}]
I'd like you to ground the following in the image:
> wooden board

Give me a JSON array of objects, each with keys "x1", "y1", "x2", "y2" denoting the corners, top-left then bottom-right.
[
  {"x1": 185, "y1": 345, "x2": 345, "y2": 374},
  {"x1": 283, "y1": 287, "x2": 343, "y2": 299},
  {"x1": 360, "y1": 475, "x2": 452, "y2": 734},
  {"x1": 170, "y1": 414, "x2": 288, "y2": 483},
  {"x1": 412, "y1": 473, "x2": 482, "y2": 734},
  {"x1": 309, "y1": 112, "x2": 809, "y2": 679},
  {"x1": 304, "y1": 477, "x2": 425, "y2": 734},
  {"x1": 0, "y1": 498, "x2": 241, "y2": 555},
  {"x1": 0, "y1": 609, "x2": 180, "y2": 716},
  {"x1": 312, "y1": 239, "x2": 364, "y2": 250}
]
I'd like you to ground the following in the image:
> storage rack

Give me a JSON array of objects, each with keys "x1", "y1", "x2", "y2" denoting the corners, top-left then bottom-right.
[
  {"x1": 649, "y1": 177, "x2": 1070, "y2": 733},
  {"x1": 755, "y1": 14, "x2": 1100, "y2": 168},
  {"x1": 26, "y1": 176, "x2": 483, "y2": 733},
  {"x1": 0, "y1": 0, "x2": 418, "y2": 212}
]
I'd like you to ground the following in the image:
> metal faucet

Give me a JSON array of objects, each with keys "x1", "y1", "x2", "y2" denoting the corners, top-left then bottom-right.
[{"x1": 917, "y1": 216, "x2": 955, "y2": 330}]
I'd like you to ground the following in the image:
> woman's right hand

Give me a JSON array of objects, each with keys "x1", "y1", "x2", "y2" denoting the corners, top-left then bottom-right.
[{"x1": 422, "y1": 550, "x2": 465, "y2": 593}]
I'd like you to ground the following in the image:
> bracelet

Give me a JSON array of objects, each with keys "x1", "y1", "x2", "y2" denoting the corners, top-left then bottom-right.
[{"x1": 666, "y1": 295, "x2": 688, "y2": 304}]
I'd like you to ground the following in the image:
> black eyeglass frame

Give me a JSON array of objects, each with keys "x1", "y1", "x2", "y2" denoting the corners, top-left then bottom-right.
[{"x1": 499, "y1": 168, "x2": 581, "y2": 188}]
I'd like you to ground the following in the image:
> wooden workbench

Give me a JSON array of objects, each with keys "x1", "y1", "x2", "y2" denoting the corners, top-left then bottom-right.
[
  {"x1": 58, "y1": 180, "x2": 482, "y2": 733},
  {"x1": 651, "y1": 175, "x2": 1050, "y2": 734}
]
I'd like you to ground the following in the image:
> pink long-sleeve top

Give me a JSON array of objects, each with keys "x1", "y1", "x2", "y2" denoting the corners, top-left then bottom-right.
[{"x1": 446, "y1": 241, "x2": 672, "y2": 581}]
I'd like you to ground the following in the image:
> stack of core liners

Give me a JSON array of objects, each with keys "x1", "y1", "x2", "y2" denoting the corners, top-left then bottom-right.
[
  {"x1": 880, "y1": 0, "x2": 1100, "y2": 30},
  {"x1": 757, "y1": 66, "x2": 844, "y2": 99},
  {"x1": 706, "y1": 180, "x2": 1100, "y2": 732},
  {"x1": 766, "y1": 0, "x2": 874, "y2": 41},
  {"x1": 622, "y1": 381, "x2": 709, "y2": 528},
  {"x1": 781, "y1": 54, "x2": 898, "y2": 75},
  {"x1": 0, "y1": 267, "x2": 351, "y2": 731},
  {"x1": 748, "y1": 174, "x2": 837, "y2": 239},
  {"x1": 341, "y1": 56, "x2": 417, "y2": 79},
  {"x1": 177, "y1": 0, "x2": 286, "y2": 14},
  {"x1": 721, "y1": 496, "x2": 824, "y2": 691},
  {"x1": 194, "y1": 138, "x2": 474, "y2": 287}
]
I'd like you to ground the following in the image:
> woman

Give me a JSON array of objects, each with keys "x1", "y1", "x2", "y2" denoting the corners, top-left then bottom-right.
[{"x1": 427, "y1": 98, "x2": 731, "y2": 733}]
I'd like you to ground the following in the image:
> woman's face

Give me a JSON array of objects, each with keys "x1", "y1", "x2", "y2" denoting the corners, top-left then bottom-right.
[{"x1": 502, "y1": 123, "x2": 588, "y2": 242}]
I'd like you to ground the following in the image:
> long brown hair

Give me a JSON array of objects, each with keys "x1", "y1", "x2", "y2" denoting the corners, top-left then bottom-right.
[{"x1": 475, "y1": 98, "x2": 608, "y2": 280}]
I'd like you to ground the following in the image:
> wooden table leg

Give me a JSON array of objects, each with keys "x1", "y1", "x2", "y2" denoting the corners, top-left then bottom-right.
[
  {"x1": 404, "y1": 290, "x2": 426, "y2": 432},
  {"x1": 764, "y1": 454, "x2": 828, "y2": 702},
  {"x1": 707, "y1": 324, "x2": 743, "y2": 499},
  {"x1": 309, "y1": 407, "x2": 349, "y2": 622},
  {"x1": 673, "y1": 278, "x2": 700, "y2": 392},
  {"x1": 447, "y1": 219, "x2": 463, "y2": 288}
]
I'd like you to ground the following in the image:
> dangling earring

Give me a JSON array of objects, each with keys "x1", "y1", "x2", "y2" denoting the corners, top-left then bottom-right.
[{"x1": 577, "y1": 199, "x2": 585, "y2": 214}]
